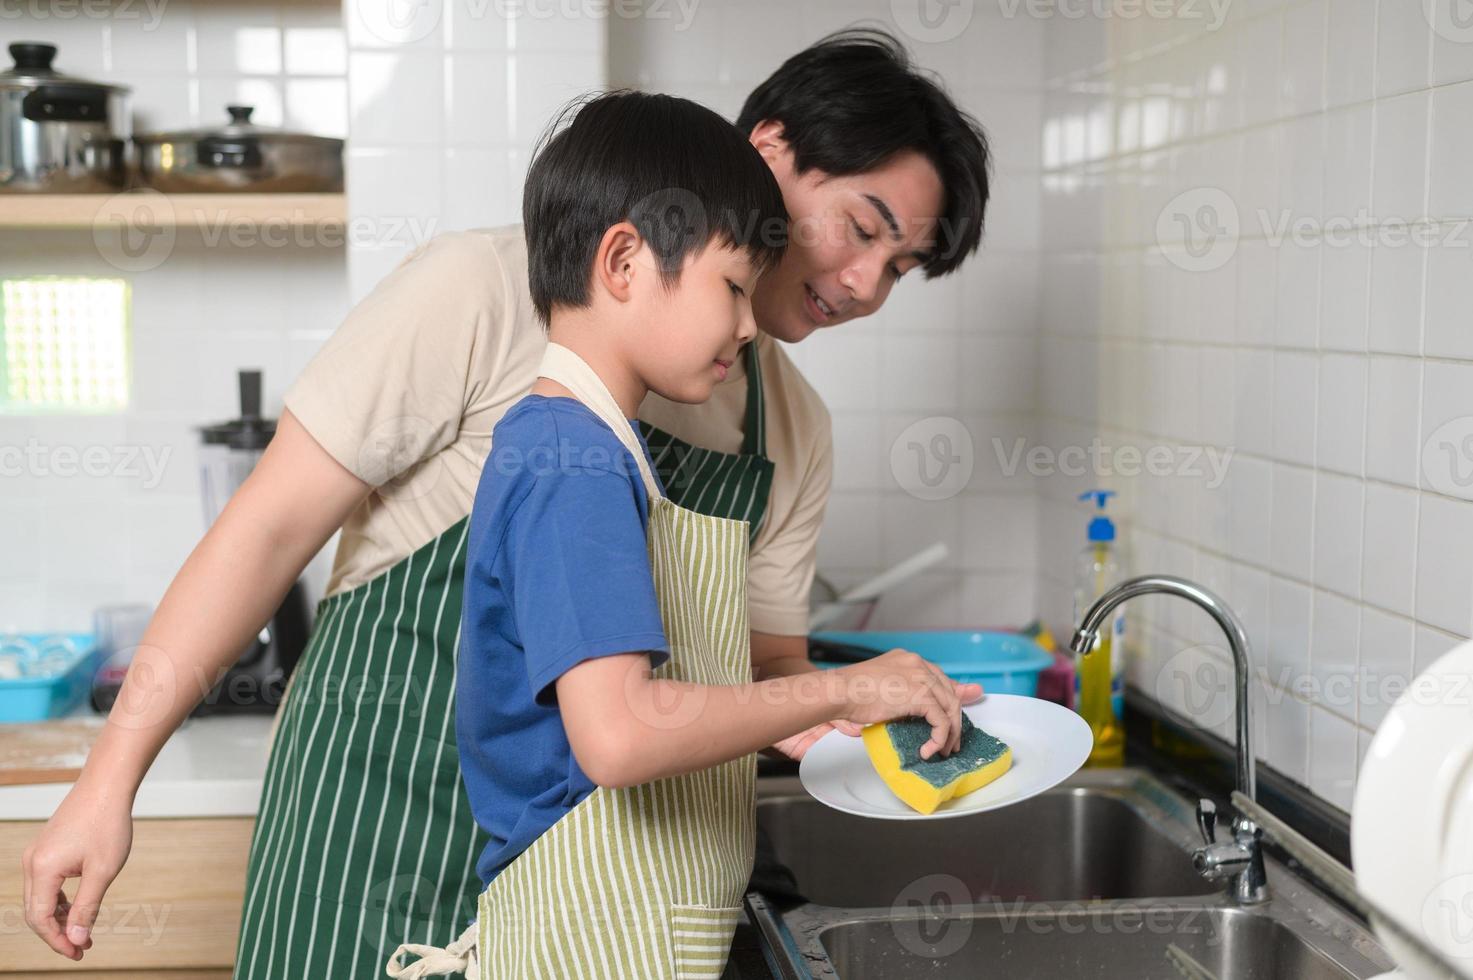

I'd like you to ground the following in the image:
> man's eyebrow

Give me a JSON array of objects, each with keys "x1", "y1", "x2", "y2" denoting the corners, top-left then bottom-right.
[
  {"x1": 863, "y1": 193, "x2": 933, "y2": 264},
  {"x1": 862, "y1": 194, "x2": 902, "y2": 240}
]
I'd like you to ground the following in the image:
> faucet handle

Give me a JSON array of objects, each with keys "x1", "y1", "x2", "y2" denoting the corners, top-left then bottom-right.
[{"x1": 1196, "y1": 798, "x2": 1218, "y2": 846}]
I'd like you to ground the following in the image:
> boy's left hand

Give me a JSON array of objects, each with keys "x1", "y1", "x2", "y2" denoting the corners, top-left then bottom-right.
[{"x1": 764, "y1": 720, "x2": 865, "y2": 761}]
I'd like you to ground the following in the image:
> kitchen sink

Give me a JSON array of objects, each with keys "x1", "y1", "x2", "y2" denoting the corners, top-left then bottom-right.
[
  {"x1": 817, "y1": 907, "x2": 1361, "y2": 980},
  {"x1": 756, "y1": 778, "x2": 1217, "y2": 906},
  {"x1": 749, "y1": 769, "x2": 1397, "y2": 979}
]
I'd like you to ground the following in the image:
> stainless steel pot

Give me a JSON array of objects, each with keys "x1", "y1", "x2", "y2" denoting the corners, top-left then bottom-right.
[
  {"x1": 135, "y1": 106, "x2": 344, "y2": 193},
  {"x1": 0, "y1": 42, "x2": 131, "y2": 193}
]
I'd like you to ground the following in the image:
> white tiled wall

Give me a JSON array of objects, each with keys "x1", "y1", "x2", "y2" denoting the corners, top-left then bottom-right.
[
  {"x1": 1036, "y1": 0, "x2": 1473, "y2": 812},
  {"x1": 0, "y1": 0, "x2": 350, "y2": 629},
  {"x1": 341, "y1": 0, "x2": 607, "y2": 302},
  {"x1": 610, "y1": 0, "x2": 1048, "y2": 630}
]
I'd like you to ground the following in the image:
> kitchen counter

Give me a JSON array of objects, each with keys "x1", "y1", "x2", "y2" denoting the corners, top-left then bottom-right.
[{"x1": 0, "y1": 709, "x2": 274, "y2": 820}]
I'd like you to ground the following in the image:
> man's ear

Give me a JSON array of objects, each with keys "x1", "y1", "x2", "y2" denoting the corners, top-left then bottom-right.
[
  {"x1": 748, "y1": 119, "x2": 792, "y2": 173},
  {"x1": 594, "y1": 221, "x2": 643, "y2": 304}
]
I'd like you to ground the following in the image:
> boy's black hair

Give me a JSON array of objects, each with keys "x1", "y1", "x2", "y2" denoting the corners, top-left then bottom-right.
[
  {"x1": 524, "y1": 90, "x2": 789, "y2": 325},
  {"x1": 736, "y1": 27, "x2": 991, "y2": 278}
]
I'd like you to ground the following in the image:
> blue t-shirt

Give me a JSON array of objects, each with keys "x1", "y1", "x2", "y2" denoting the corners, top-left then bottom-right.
[{"x1": 457, "y1": 394, "x2": 669, "y2": 887}]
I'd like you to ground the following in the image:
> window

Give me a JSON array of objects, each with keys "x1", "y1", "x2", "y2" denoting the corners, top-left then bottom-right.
[{"x1": 0, "y1": 277, "x2": 130, "y2": 413}]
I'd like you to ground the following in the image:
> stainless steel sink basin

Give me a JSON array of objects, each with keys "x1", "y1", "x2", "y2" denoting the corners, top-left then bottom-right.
[
  {"x1": 757, "y1": 778, "x2": 1217, "y2": 906},
  {"x1": 818, "y1": 907, "x2": 1364, "y2": 980},
  {"x1": 749, "y1": 769, "x2": 1397, "y2": 979}
]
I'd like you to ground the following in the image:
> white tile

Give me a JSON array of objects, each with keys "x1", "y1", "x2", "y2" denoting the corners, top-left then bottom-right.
[
  {"x1": 1367, "y1": 241, "x2": 1426, "y2": 355},
  {"x1": 1421, "y1": 360, "x2": 1473, "y2": 501},
  {"x1": 961, "y1": 495, "x2": 1038, "y2": 572},
  {"x1": 801, "y1": 334, "x2": 880, "y2": 413},
  {"x1": 1365, "y1": 356, "x2": 1423, "y2": 487},
  {"x1": 1272, "y1": 351, "x2": 1318, "y2": 465},
  {"x1": 1279, "y1": 0, "x2": 1326, "y2": 116},
  {"x1": 1429, "y1": 80, "x2": 1473, "y2": 219},
  {"x1": 1313, "y1": 471, "x2": 1364, "y2": 598},
  {"x1": 1316, "y1": 353, "x2": 1366, "y2": 474},
  {"x1": 1415, "y1": 624, "x2": 1469, "y2": 675},
  {"x1": 718, "y1": 2, "x2": 802, "y2": 84},
  {"x1": 1322, "y1": 104, "x2": 1374, "y2": 226},
  {"x1": 442, "y1": 147, "x2": 516, "y2": 230},
  {"x1": 1234, "y1": 347, "x2": 1275, "y2": 458},
  {"x1": 444, "y1": 0, "x2": 511, "y2": 50},
  {"x1": 1424, "y1": 242, "x2": 1473, "y2": 360},
  {"x1": 828, "y1": 413, "x2": 887, "y2": 493},
  {"x1": 507, "y1": 5, "x2": 604, "y2": 53},
  {"x1": 1271, "y1": 463, "x2": 1315, "y2": 582},
  {"x1": 1373, "y1": 91, "x2": 1431, "y2": 223},
  {"x1": 882, "y1": 495, "x2": 962, "y2": 571},
  {"x1": 1432, "y1": 1, "x2": 1473, "y2": 85},
  {"x1": 1235, "y1": 241, "x2": 1279, "y2": 347},
  {"x1": 872, "y1": 572, "x2": 963, "y2": 630},
  {"x1": 959, "y1": 571, "x2": 1037, "y2": 630},
  {"x1": 446, "y1": 53, "x2": 512, "y2": 146},
  {"x1": 1198, "y1": 346, "x2": 1235, "y2": 449},
  {"x1": 1238, "y1": 12, "x2": 1284, "y2": 126},
  {"x1": 1324, "y1": 0, "x2": 1377, "y2": 108},
  {"x1": 1278, "y1": 115, "x2": 1326, "y2": 223},
  {"x1": 284, "y1": 10, "x2": 347, "y2": 75},
  {"x1": 961, "y1": 337, "x2": 1035, "y2": 415},
  {"x1": 1264, "y1": 689, "x2": 1311, "y2": 784},
  {"x1": 127, "y1": 75, "x2": 199, "y2": 133},
  {"x1": 1357, "y1": 606, "x2": 1414, "y2": 730},
  {"x1": 194, "y1": 11, "x2": 282, "y2": 75},
  {"x1": 1274, "y1": 240, "x2": 1320, "y2": 349},
  {"x1": 512, "y1": 51, "x2": 606, "y2": 144},
  {"x1": 345, "y1": 0, "x2": 444, "y2": 50},
  {"x1": 1376, "y1": 0, "x2": 1434, "y2": 97},
  {"x1": 816, "y1": 492, "x2": 883, "y2": 571},
  {"x1": 1416, "y1": 493, "x2": 1473, "y2": 635},
  {"x1": 1362, "y1": 480, "x2": 1419, "y2": 616},
  {"x1": 880, "y1": 332, "x2": 961, "y2": 414},
  {"x1": 1229, "y1": 456, "x2": 1274, "y2": 567},
  {"x1": 349, "y1": 51, "x2": 445, "y2": 146},
  {"x1": 284, "y1": 78, "x2": 348, "y2": 139},
  {"x1": 1268, "y1": 574, "x2": 1312, "y2": 689},
  {"x1": 106, "y1": 12, "x2": 194, "y2": 74},
  {"x1": 1318, "y1": 240, "x2": 1370, "y2": 352},
  {"x1": 1308, "y1": 705, "x2": 1356, "y2": 810},
  {"x1": 1310, "y1": 589, "x2": 1359, "y2": 718}
]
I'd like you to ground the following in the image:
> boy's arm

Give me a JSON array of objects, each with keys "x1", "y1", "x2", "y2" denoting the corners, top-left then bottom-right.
[{"x1": 555, "y1": 649, "x2": 977, "y2": 789}]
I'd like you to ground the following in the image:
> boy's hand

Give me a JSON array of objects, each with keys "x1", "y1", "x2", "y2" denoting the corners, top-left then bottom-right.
[
  {"x1": 764, "y1": 719, "x2": 865, "y2": 761},
  {"x1": 832, "y1": 650, "x2": 983, "y2": 760}
]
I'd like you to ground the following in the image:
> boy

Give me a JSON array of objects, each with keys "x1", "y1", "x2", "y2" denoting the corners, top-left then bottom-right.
[{"x1": 386, "y1": 91, "x2": 973, "y2": 979}]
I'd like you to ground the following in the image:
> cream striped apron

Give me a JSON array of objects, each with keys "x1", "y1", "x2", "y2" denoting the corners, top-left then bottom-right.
[{"x1": 386, "y1": 342, "x2": 757, "y2": 979}]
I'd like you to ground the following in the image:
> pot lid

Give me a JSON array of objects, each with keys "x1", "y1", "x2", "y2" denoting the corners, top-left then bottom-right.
[
  {"x1": 1, "y1": 42, "x2": 129, "y2": 93},
  {"x1": 136, "y1": 105, "x2": 344, "y2": 148}
]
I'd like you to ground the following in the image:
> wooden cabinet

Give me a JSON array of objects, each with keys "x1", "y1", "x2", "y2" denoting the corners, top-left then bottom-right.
[{"x1": 0, "y1": 818, "x2": 252, "y2": 975}]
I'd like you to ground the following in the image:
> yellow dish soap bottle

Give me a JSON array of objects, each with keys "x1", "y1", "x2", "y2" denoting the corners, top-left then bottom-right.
[{"x1": 1074, "y1": 490, "x2": 1126, "y2": 767}]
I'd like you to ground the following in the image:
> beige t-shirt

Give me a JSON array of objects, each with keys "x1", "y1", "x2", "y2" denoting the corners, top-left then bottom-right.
[{"x1": 285, "y1": 226, "x2": 832, "y2": 637}]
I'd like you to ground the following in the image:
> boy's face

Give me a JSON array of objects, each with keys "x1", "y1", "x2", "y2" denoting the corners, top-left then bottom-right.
[
  {"x1": 631, "y1": 243, "x2": 762, "y2": 405},
  {"x1": 750, "y1": 133, "x2": 946, "y2": 344}
]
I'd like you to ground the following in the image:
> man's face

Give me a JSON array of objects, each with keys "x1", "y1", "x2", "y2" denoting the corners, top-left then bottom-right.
[{"x1": 750, "y1": 125, "x2": 946, "y2": 344}]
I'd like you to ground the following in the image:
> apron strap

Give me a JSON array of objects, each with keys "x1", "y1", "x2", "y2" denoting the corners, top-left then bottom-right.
[
  {"x1": 739, "y1": 338, "x2": 766, "y2": 459},
  {"x1": 537, "y1": 342, "x2": 664, "y2": 503},
  {"x1": 384, "y1": 920, "x2": 479, "y2": 979}
]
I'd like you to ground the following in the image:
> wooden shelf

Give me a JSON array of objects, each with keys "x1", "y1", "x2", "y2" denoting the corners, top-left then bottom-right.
[{"x1": 0, "y1": 192, "x2": 346, "y2": 233}]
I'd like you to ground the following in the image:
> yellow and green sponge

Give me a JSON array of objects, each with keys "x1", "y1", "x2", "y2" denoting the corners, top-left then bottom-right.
[{"x1": 862, "y1": 714, "x2": 1012, "y2": 815}]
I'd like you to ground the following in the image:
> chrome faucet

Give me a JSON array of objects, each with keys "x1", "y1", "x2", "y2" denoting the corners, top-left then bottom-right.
[{"x1": 1070, "y1": 574, "x2": 1269, "y2": 905}]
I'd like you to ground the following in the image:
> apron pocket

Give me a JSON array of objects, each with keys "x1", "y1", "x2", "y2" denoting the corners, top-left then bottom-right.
[{"x1": 668, "y1": 903, "x2": 742, "y2": 980}]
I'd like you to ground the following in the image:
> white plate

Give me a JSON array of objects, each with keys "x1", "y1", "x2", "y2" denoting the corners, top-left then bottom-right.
[{"x1": 799, "y1": 695, "x2": 1094, "y2": 820}]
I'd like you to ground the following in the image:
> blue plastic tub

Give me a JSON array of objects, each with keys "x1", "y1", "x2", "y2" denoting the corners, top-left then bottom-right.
[
  {"x1": 811, "y1": 630, "x2": 1053, "y2": 697},
  {"x1": 0, "y1": 634, "x2": 98, "y2": 723}
]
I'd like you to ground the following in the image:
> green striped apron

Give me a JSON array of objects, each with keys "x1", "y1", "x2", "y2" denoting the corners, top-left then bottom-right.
[
  {"x1": 385, "y1": 341, "x2": 757, "y2": 980},
  {"x1": 233, "y1": 343, "x2": 772, "y2": 980}
]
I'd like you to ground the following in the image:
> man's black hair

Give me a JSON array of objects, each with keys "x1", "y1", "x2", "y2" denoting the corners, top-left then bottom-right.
[
  {"x1": 736, "y1": 28, "x2": 990, "y2": 277},
  {"x1": 524, "y1": 90, "x2": 789, "y2": 324}
]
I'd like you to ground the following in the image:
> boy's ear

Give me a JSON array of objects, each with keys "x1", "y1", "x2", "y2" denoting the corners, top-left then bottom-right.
[{"x1": 594, "y1": 221, "x2": 643, "y2": 304}]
